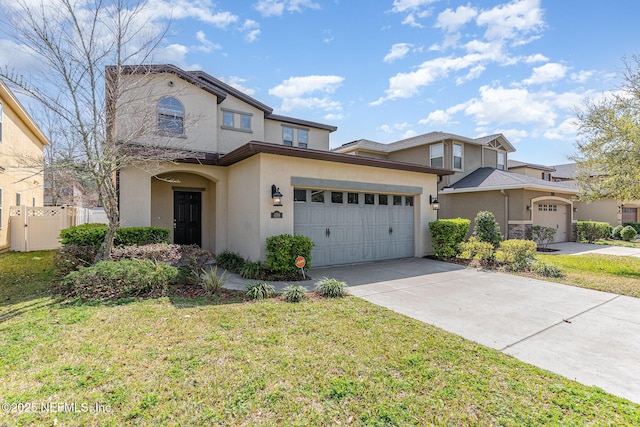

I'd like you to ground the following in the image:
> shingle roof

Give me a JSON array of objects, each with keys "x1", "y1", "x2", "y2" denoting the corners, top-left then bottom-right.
[
  {"x1": 441, "y1": 167, "x2": 577, "y2": 194},
  {"x1": 550, "y1": 163, "x2": 578, "y2": 179},
  {"x1": 335, "y1": 132, "x2": 515, "y2": 154},
  {"x1": 508, "y1": 159, "x2": 555, "y2": 172}
]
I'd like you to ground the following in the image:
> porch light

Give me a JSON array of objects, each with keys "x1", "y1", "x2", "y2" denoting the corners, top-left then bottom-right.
[
  {"x1": 271, "y1": 185, "x2": 283, "y2": 207},
  {"x1": 573, "y1": 207, "x2": 578, "y2": 213},
  {"x1": 526, "y1": 205, "x2": 532, "y2": 211},
  {"x1": 430, "y1": 195, "x2": 440, "y2": 211}
]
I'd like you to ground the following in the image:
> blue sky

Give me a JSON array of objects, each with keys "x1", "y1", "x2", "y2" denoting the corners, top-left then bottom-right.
[{"x1": 3, "y1": 0, "x2": 640, "y2": 165}]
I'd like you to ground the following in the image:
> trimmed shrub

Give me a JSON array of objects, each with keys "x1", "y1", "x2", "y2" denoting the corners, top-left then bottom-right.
[
  {"x1": 611, "y1": 225, "x2": 625, "y2": 240},
  {"x1": 245, "y1": 282, "x2": 275, "y2": 300},
  {"x1": 265, "y1": 234, "x2": 314, "y2": 274},
  {"x1": 60, "y1": 224, "x2": 170, "y2": 248},
  {"x1": 531, "y1": 225, "x2": 556, "y2": 249},
  {"x1": 429, "y1": 218, "x2": 471, "y2": 259},
  {"x1": 457, "y1": 237, "x2": 494, "y2": 261},
  {"x1": 494, "y1": 239, "x2": 537, "y2": 271},
  {"x1": 60, "y1": 259, "x2": 179, "y2": 300},
  {"x1": 240, "y1": 261, "x2": 264, "y2": 279},
  {"x1": 283, "y1": 285, "x2": 307, "y2": 303},
  {"x1": 621, "y1": 225, "x2": 638, "y2": 241},
  {"x1": 215, "y1": 251, "x2": 246, "y2": 273},
  {"x1": 201, "y1": 266, "x2": 225, "y2": 294},
  {"x1": 473, "y1": 211, "x2": 503, "y2": 247},
  {"x1": 53, "y1": 244, "x2": 98, "y2": 276},
  {"x1": 530, "y1": 260, "x2": 564, "y2": 278},
  {"x1": 315, "y1": 277, "x2": 349, "y2": 298},
  {"x1": 623, "y1": 222, "x2": 640, "y2": 234},
  {"x1": 576, "y1": 221, "x2": 612, "y2": 243}
]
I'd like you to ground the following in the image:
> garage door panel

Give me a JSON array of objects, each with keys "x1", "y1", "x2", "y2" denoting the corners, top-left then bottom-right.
[{"x1": 533, "y1": 202, "x2": 569, "y2": 243}]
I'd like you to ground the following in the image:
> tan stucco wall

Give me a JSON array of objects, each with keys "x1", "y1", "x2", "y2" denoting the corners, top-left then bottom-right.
[
  {"x1": 264, "y1": 119, "x2": 330, "y2": 151},
  {"x1": 510, "y1": 167, "x2": 547, "y2": 179},
  {"x1": 387, "y1": 145, "x2": 429, "y2": 165},
  {"x1": 438, "y1": 191, "x2": 508, "y2": 237},
  {"x1": 0, "y1": 96, "x2": 45, "y2": 250},
  {"x1": 217, "y1": 95, "x2": 265, "y2": 153},
  {"x1": 574, "y1": 199, "x2": 619, "y2": 225}
]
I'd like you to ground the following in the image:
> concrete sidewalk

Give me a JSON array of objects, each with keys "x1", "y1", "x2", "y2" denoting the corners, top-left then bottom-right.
[{"x1": 306, "y1": 258, "x2": 640, "y2": 404}]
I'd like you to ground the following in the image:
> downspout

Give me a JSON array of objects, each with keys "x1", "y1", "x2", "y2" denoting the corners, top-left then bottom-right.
[{"x1": 500, "y1": 189, "x2": 509, "y2": 239}]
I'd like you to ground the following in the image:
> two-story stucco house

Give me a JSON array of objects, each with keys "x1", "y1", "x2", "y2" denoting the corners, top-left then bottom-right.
[
  {"x1": 0, "y1": 80, "x2": 49, "y2": 252},
  {"x1": 336, "y1": 132, "x2": 578, "y2": 242},
  {"x1": 112, "y1": 65, "x2": 453, "y2": 267}
]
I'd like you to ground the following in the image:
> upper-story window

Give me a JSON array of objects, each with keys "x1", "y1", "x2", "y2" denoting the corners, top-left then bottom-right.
[
  {"x1": 0, "y1": 101, "x2": 3, "y2": 142},
  {"x1": 222, "y1": 109, "x2": 252, "y2": 132},
  {"x1": 430, "y1": 143, "x2": 444, "y2": 168},
  {"x1": 15, "y1": 192, "x2": 21, "y2": 206},
  {"x1": 283, "y1": 127, "x2": 294, "y2": 146},
  {"x1": 453, "y1": 143, "x2": 463, "y2": 170},
  {"x1": 298, "y1": 129, "x2": 308, "y2": 148},
  {"x1": 497, "y1": 152, "x2": 506, "y2": 170},
  {"x1": 157, "y1": 97, "x2": 184, "y2": 135},
  {"x1": 542, "y1": 172, "x2": 551, "y2": 181}
]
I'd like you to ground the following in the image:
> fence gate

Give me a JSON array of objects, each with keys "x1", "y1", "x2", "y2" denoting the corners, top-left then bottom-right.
[{"x1": 10, "y1": 206, "x2": 74, "y2": 251}]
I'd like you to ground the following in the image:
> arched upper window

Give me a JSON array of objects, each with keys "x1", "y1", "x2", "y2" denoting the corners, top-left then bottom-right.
[{"x1": 157, "y1": 97, "x2": 184, "y2": 135}]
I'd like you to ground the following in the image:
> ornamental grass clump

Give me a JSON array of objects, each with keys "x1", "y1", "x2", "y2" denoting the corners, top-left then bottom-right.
[
  {"x1": 283, "y1": 285, "x2": 307, "y2": 303},
  {"x1": 315, "y1": 277, "x2": 349, "y2": 298},
  {"x1": 245, "y1": 282, "x2": 276, "y2": 300},
  {"x1": 201, "y1": 266, "x2": 226, "y2": 294}
]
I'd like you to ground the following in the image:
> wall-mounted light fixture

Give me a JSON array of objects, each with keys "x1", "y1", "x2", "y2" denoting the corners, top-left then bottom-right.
[
  {"x1": 618, "y1": 204, "x2": 624, "y2": 214},
  {"x1": 526, "y1": 205, "x2": 532, "y2": 211},
  {"x1": 573, "y1": 207, "x2": 578, "y2": 213},
  {"x1": 429, "y1": 195, "x2": 440, "y2": 211},
  {"x1": 271, "y1": 185, "x2": 283, "y2": 207}
]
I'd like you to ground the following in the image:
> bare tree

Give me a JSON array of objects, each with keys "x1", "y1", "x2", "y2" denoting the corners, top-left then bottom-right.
[{"x1": 0, "y1": 0, "x2": 197, "y2": 261}]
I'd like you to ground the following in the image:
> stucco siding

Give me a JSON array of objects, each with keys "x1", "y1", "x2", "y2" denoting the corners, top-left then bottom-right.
[
  {"x1": 217, "y1": 95, "x2": 265, "y2": 153},
  {"x1": 575, "y1": 199, "x2": 619, "y2": 225},
  {"x1": 387, "y1": 145, "x2": 429, "y2": 165},
  {"x1": 438, "y1": 191, "x2": 507, "y2": 238},
  {"x1": 264, "y1": 119, "x2": 330, "y2": 151}
]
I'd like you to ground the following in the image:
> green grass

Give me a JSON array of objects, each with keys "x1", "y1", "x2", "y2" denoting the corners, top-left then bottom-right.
[
  {"x1": 1, "y1": 251, "x2": 639, "y2": 426},
  {"x1": 594, "y1": 239, "x2": 640, "y2": 248},
  {"x1": 537, "y1": 254, "x2": 640, "y2": 297}
]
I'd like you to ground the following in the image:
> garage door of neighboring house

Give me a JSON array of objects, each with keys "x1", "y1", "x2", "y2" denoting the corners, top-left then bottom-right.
[
  {"x1": 622, "y1": 207, "x2": 638, "y2": 224},
  {"x1": 294, "y1": 189, "x2": 414, "y2": 267},
  {"x1": 533, "y1": 202, "x2": 569, "y2": 242}
]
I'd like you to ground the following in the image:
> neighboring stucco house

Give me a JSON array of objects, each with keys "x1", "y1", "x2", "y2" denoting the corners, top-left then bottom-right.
[
  {"x1": 112, "y1": 65, "x2": 452, "y2": 267},
  {"x1": 0, "y1": 80, "x2": 49, "y2": 252},
  {"x1": 336, "y1": 133, "x2": 578, "y2": 242}
]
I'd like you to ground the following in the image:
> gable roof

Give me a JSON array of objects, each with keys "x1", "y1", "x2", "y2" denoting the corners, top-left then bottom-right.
[
  {"x1": 508, "y1": 159, "x2": 556, "y2": 172},
  {"x1": 0, "y1": 80, "x2": 49, "y2": 147},
  {"x1": 335, "y1": 131, "x2": 515, "y2": 154},
  {"x1": 440, "y1": 167, "x2": 577, "y2": 194},
  {"x1": 550, "y1": 163, "x2": 578, "y2": 179},
  {"x1": 113, "y1": 64, "x2": 337, "y2": 132}
]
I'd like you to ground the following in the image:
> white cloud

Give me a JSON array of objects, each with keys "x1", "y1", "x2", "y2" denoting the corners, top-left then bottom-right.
[
  {"x1": 221, "y1": 76, "x2": 256, "y2": 95},
  {"x1": 456, "y1": 65, "x2": 486, "y2": 85},
  {"x1": 153, "y1": 43, "x2": 200, "y2": 70},
  {"x1": 269, "y1": 75, "x2": 344, "y2": 112},
  {"x1": 522, "y1": 62, "x2": 568, "y2": 85},
  {"x1": 544, "y1": 118, "x2": 578, "y2": 140},
  {"x1": 476, "y1": 0, "x2": 544, "y2": 43},
  {"x1": 435, "y1": 5, "x2": 478, "y2": 33},
  {"x1": 391, "y1": 0, "x2": 436, "y2": 13},
  {"x1": 149, "y1": 0, "x2": 239, "y2": 28},
  {"x1": 241, "y1": 19, "x2": 261, "y2": 42},
  {"x1": 377, "y1": 122, "x2": 412, "y2": 134},
  {"x1": 493, "y1": 128, "x2": 529, "y2": 143},
  {"x1": 384, "y1": 43, "x2": 413, "y2": 63},
  {"x1": 524, "y1": 53, "x2": 549, "y2": 63},
  {"x1": 324, "y1": 113, "x2": 345, "y2": 120},
  {"x1": 402, "y1": 129, "x2": 418, "y2": 139},
  {"x1": 419, "y1": 109, "x2": 455, "y2": 126},
  {"x1": 571, "y1": 70, "x2": 593, "y2": 83},
  {"x1": 254, "y1": 0, "x2": 320, "y2": 17},
  {"x1": 378, "y1": 124, "x2": 393, "y2": 134},
  {"x1": 194, "y1": 31, "x2": 221, "y2": 53}
]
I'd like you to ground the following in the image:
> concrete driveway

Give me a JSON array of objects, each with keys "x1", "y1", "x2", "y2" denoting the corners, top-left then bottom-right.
[{"x1": 312, "y1": 257, "x2": 640, "y2": 404}]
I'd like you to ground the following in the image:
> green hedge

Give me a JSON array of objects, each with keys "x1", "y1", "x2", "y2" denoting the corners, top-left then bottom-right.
[
  {"x1": 623, "y1": 222, "x2": 640, "y2": 234},
  {"x1": 265, "y1": 234, "x2": 314, "y2": 274},
  {"x1": 576, "y1": 221, "x2": 612, "y2": 243},
  {"x1": 60, "y1": 224, "x2": 170, "y2": 248},
  {"x1": 429, "y1": 218, "x2": 471, "y2": 259}
]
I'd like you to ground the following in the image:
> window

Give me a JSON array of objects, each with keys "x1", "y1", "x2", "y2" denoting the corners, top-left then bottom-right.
[
  {"x1": 541, "y1": 172, "x2": 551, "y2": 181},
  {"x1": 223, "y1": 111, "x2": 234, "y2": 127},
  {"x1": 294, "y1": 189, "x2": 307, "y2": 202},
  {"x1": 365, "y1": 193, "x2": 375, "y2": 205},
  {"x1": 379, "y1": 194, "x2": 388, "y2": 205},
  {"x1": 240, "y1": 114, "x2": 251, "y2": 130},
  {"x1": 430, "y1": 143, "x2": 444, "y2": 168},
  {"x1": 0, "y1": 101, "x2": 3, "y2": 142},
  {"x1": 405, "y1": 196, "x2": 414, "y2": 206},
  {"x1": 283, "y1": 127, "x2": 294, "y2": 146},
  {"x1": 311, "y1": 190, "x2": 324, "y2": 203},
  {"x1": 32, "y1": 197, "x2": 36, "y2": 207},
  {"x1": 15, "y1": 193, "x2": 21, "y2": 206},
  {"x1": 298, "y1": 129, "x2": 309, "y2": 148},
  {"x1": 348, "y1": 193, "x2": 359, "y2": 204},
  {"x1": 331, "y1": 192, "x2": 343, "y2": 204},
  {"x1": 497, "y1": 152, "x2": 506, "y2": 170},
  {"x1": 157, "y1": 97, "x2": 184, "y2": 134},
  {"x1": 453, "y1": 143, "x2": 463, "y2": 170},
  {"x1": 393, "y1": 195, "x2": 402, "y2": 206}
]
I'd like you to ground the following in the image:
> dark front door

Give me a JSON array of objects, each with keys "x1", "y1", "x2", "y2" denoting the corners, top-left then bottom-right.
[{"x1": 174, "y1": 191, "x2": 202, "y2": 246}]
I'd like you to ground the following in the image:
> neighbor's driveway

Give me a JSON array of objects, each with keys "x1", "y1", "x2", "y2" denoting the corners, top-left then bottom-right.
[{"x1": 312, "y1": 257, "x2": 640, "y2": 404}]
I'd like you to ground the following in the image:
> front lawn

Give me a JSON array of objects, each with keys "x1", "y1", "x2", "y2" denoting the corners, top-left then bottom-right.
[
  {"x1": 1, "y1": 251, "x2": 639, "y2": 426},
  {"x1": 594, "y1": 239, "x2": 640, "y2": 248},
  {"x1": 537, "y1": 254, "x2": 640, "y2": 298}
]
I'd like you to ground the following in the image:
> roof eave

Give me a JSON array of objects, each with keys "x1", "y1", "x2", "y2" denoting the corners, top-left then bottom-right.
[
  {"x1": 440, "y1": 183, "x2": 577, "y2": 194},
  {"x1": 0, "y1": 80, "x2": 50, "y2": 146}
]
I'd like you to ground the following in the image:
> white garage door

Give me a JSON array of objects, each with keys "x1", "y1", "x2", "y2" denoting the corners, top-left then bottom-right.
[
  {"x1": 533, "y1": 202, "x2": 569, "y2": 242},
  {"x1": 294, "y1": 189, "x2": 415, "y2": 267}
]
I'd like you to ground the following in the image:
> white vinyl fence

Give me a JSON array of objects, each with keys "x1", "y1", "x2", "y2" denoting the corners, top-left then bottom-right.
[{"x1": 10, "y1": 206, "x2": 109, "y2": 252}]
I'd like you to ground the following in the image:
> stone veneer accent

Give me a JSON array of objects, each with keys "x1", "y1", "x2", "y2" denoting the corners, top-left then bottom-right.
[{"x1": 508, "y1": 223, "x2": 533, "y2": 240}]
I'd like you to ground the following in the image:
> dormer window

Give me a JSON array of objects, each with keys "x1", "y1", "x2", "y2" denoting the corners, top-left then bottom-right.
[
  {"x1": 157, "y1": 97, "x2": 184, "y2": 135},
  {"x1": 497, "y1": 152, "x2": 506, "y2": 170}
]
